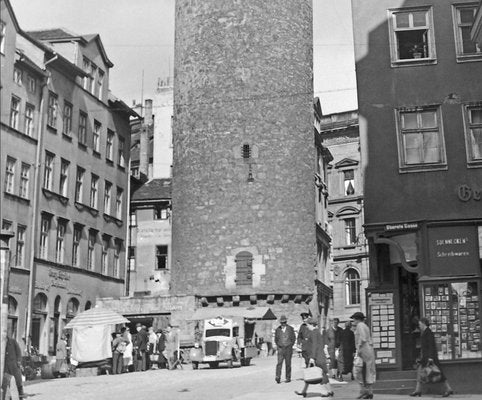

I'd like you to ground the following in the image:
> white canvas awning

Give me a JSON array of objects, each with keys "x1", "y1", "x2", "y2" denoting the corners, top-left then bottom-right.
[
  {"x1": 189, "y1": 306, "x2": 277, "y2": 321},
  {"x1": 64, "y1": 306, "x2": 130, "y2": 329}
]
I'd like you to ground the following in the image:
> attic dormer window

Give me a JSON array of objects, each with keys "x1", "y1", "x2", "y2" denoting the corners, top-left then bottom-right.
[{"x1": 242, "y1": 144, "x2": 251, "y2": 159}]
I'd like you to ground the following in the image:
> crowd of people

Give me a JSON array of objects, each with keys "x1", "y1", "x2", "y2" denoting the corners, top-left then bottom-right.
[{"x1": 110, "y1": 323, "x2": 181, "y2": 373}]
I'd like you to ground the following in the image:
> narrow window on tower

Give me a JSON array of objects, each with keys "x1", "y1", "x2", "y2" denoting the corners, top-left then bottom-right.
[
  {"x1": 156, "y1": 245, "x2": 168, "y2": 270},
  {"x1": 242, "y1": 144, "x2": 251, "y2": 159},
  {"x1": 343, "y1": 169, "x2": 355, "y2": 196}
]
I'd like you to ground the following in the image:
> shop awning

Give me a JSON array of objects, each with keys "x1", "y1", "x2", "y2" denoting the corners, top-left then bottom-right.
[{"x1": 188, "y1": 306, "x2": 277, "y2": 321}]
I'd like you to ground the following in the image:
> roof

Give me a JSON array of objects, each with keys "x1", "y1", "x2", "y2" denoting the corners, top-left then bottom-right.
[
  {"x1": 188, "y1": 306, "x2": 277, "y2": 321},
  {"x1": 131, "y1": 178, "x2": 172, "y2": 202}
]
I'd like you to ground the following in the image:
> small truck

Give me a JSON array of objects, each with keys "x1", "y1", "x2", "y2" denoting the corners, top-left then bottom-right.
[{"x1": 189, "y1": 316, "x2": 258, "y2": 369}]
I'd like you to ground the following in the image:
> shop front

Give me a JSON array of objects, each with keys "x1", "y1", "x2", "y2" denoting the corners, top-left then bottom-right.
[{"x1": 365, "y1": 221, "x2": 482, "y2": 392}]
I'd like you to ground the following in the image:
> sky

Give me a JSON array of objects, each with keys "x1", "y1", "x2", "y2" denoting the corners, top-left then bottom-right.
[{"x1": 10, "y1": 0, "x2": 357, "y2": 115}]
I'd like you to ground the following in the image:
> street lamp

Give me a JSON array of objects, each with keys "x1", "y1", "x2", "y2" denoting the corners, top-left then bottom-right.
[{"x1": 0, "y1": 229, "x2": 15, "y2": 398}]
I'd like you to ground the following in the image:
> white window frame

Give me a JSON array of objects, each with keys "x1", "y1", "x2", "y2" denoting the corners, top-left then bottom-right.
[
  {"x1": 72, "y1": 226, "x2": 82, "y2": 267},
  {"x1": 97, "y1": 69, "x2": 104, "y2": 100},
  {"x1": 19, "y1": 163, "x2": 30, "y2": 199},
  {"x1": 15, "y1": 225, "x2": 26, "y2": 268},
  {"x1": 463, "y1": 102, "x2": 482, "y2": 167},
  {"x1": 75, "y1": 167, "x2": 84, "y2": 203},
  {"x1": 93, "y1": 121, "x2": 101, "y2": 153},
  {"x1": 344, "y1": 218, "x2": 357, "y2": 246},
  {"x1": 0, "y1": 20, "x2": 6, "y2": 54},
  {"x1": 90, "y1": 174, "x2": 99, "y2": 209},
  {"x1": 62, "y1": 101, "x2": 73, "y2": 136},
  {"x1": 395, "y1": 106, "x2": 447, "y2": 172},
  {"x1": 87, "y1": 230, "x2": 96, "y2": 270},
  {"x1": 43, "y1": 152, "x2": 54, "y2": 191},
  {"x1": 452, "y1": 4, "x2": 482, "y2": 62},
  {"x1": 118, "y1": 137, "x2": 125, "y2": 167},
  {"x1": 24, "y1": 103, "x2": 34, "y2": 136},
  {"x1": 59, "y1": 159, "x2": 69, "y2": 197},
  {"x1": 10, "y1": 96, "x2": 20, "y2": 130},
  {"x1": 388, "y1": 6, "x2": 437, "y2": 67},
  {"x1": 55, "y1": 219, "x2": 67, "y2": 264},
  {"x1": 5, "y1": 157, "x2": 16, "y2": 194},
  {"x1": 113, "y1": 240, "x2": 121, "y2": 278},
  {"x1": 47, "y1": 92, "x2": 58, "y2": 128},
  {"x1": 13, "y1": 66, "x2": 22, "y2": 85},
  {"x1": 106, "y1": 130, "x2": 114, "y2": 161},
  {"x1": 78, "y1": 111, "x2": 87, "y2": 145},
  {"x1": 101, "y1": 237, "x2": 109, "y2": 275},
  {"x1": 345, "y1": 268, "x2": 361, "y2": 306},
  {"x1": 27, "y1": 75, "x2": 36, "y2": 93},
  {"x1": 116, "y1": 187, "x2": 123, "y2": 219},
  {"x1": 40, "y1": 215, "x2": 51, "y2": 260},
  {"x1": 104, "y1": 181, "x2": 112, "y2": 214}
]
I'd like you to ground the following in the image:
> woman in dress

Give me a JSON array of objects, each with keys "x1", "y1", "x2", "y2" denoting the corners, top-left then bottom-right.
[
  {"x1": 55, "y1": 335, "x2": 69, "y2": 377},
  {"x1": 410, "y1": 317, "x2": 453, "y2": 397},
  {"x1": 351, "y1": 312, "x2": 376, "y2": 399}
]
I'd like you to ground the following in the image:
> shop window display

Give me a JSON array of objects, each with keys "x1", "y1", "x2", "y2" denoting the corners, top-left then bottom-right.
[{"x1": 422, "y1": 281, "x2": 481, "y2": 360}]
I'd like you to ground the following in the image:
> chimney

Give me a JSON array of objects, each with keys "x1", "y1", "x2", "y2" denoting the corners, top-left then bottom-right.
[{"x1": 139, "y1": 99, "x2": 153, "y2": 179}]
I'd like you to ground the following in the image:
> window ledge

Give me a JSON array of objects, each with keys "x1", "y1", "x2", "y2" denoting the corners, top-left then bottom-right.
[
  {"x1": 62, "y1": 133, "x2": 73, "y2": 142},
  {"x1": 4, "y1": 191, "x2": 30, "y2": 205},
  {"x1": 399, "y1": 164, "x2": 448, "y2": 174},
  {"x1": 103, "y1": 213, "x2": 123, "y2": 227},
  {"x1": 0, "y1": 122, "x2": 38, "y2": 144},
  {"x1": 391, "y1": 58, "x2": 437, "y2": 68},
  {"x1": 41, "y1": 188, "x2": 69, "y2": 205},
  {"x1": 456, "y1": 54, "x2": 482, "y2": 63},
  {"x1": 467, "y1": 160, "x2": 482, "y2": 168},
  {"x1": 93, "y1": 151, "x2": 101, "y2": 159},
  {"x1": 74, "y1": 201, "x2": 99, "y2": 217},
  {"x1": 106, "y1": 159, "x2": 114, "y2": 166},
  {"x1": 117, "y1": 164, "x2": 126, "y2": 172},
  {"x1": 46, "y1": 125, "x2": 57, "y2": 133}
]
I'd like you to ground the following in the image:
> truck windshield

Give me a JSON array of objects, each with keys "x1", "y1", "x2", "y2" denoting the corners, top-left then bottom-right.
[{"x1": 205, "y1": 328, "x2": 230, "y2": 337}]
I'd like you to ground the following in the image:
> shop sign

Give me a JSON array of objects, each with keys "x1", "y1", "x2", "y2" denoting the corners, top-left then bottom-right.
[
  {"x1": 428, "y1": 226, "x2": 479, "y2": 276},
  {"x1": 384, "y1": 222, "x2": 418, "y2": 231},
  {"x1": 457, "y1": 184, "x2": 481, "y2": 202}
]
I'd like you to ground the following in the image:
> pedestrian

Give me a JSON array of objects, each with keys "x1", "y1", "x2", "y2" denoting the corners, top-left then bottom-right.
[
  {"x1": 5, "y1": 335, "x2": 27, "y2": 398},
  {"x1": 55, "y1": 334, "x2": 69, "y2": 377},
  {"x1": 112, "y1": 332, "x2": 128, "y2": 374},
  {"x1": 147, "y1": 326, "x2": 158, "y2": 369},
  {"x1": 164, "y1": 324, "x2": 179, "y2": 370},
  {"x1": 134, "y1": 323, "x2": 148, "y2": 371},
  {"x1": 351, "y1": 312, "x2": 376, "y2": 399},
  {"x1": 156, "y1": 329, "x2": 167, "y2": 369},
  {"x1": 297, "y1": 312, "x2": 311, "y2": 368},
  {"x1": 122, "y1": 327, "x2": 133, "y2": 372},
  {"x1": 410, "y1": 317, "x2": 453, "y2": 397},
  {"x1": 337, "y1": 320, "x2": 356, "y2": 381},
  {"x1": 295, "y1": 317, "x2": 333, "y2": 398},
  {"x1": 326, "y1": 317, "x2": 343, "y2": 379},
  {"x1": 274, "y1": 314, "x2": 296, "y2": 383}
]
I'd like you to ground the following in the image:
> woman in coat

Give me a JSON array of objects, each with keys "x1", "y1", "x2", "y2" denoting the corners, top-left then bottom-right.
[
  {"x1": 338, "y1": 321, "x2": 356, "y2": 380},
  {"x1": 55, "y1": 335, "x2": 69, "y2": 377},
  {"x1": 351, "y1": 312, "x2": 376, "y2": 399},
  {"x1": 410, "y1": 317, "x2": 453, "y2": 397},
  {"x1": 295, "y1": 318, "x2": 333, "y2": 398}
]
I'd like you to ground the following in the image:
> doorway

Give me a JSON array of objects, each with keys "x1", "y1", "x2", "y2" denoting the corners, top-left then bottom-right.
[{"x1": 398, "y1": 267, "x2": 420, "y2": 370}]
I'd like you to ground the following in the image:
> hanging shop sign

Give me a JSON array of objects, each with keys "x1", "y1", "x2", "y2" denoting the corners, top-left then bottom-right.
[{"x1": 428, "y1": 226, "x2": 479, "y2": 276}]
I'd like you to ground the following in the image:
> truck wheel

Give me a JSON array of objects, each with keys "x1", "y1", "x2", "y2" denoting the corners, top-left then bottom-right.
[
  {"x1": 227, "y1": 359, "x2": 233, "y2": 368},
  {"x1": 192, "y1": 362, "x2": 199, "y2": 370}
]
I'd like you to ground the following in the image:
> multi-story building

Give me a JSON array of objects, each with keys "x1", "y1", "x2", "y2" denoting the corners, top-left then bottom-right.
[
  {"x1": 320, "y1": 108, "x2": 370, "y2": 322},
  {"x1": 353, "y1": 0, "x2": 482, "y2": 391},
  {"x1": 0, "y1": 0, "x2": 134, "y2": 356}
]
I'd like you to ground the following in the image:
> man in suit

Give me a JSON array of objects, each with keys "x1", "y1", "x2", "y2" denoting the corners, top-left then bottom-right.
[
  {"x1": 5, "y1": 335, "x2": 26, "y2": 398},
  {"x1": 297, "y1": 312, "x2": 311, "y2": 368},
  {"x1": 274, "y1": 315, "x2": 296, "y2": 383},
  {"x1": 134, "y1": 323, "x2": 148, "y2": 371}
]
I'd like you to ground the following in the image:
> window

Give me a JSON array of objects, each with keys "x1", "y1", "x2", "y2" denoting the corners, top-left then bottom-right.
[
  {"x1": 453, "y1": 5, "x2": 481, "y2": 60},
  {"x1": 66, "y1": 298, "x2": 79, "y2": 319},
  {"x1": 5, "y1": 157, "x2": 16, "y2": 194},
  {"x1": 0, "y1": 20, "x2": 5, "y2": 54},
  {"x1": 116, "y1": 188, "x2": 123, "y2": 219},
  {"x1": 82, "y1": 57, "x2": 92, "y2": 91},
  {"x1": 344, "y1": 218, "x2": 357, "y2": 245},
  {"x1": 43, "y1": 152, "x2": 54, "y2": 191},
  {"x1": 19, "y1": 163, "x2": 30, "y2": 199},
  {"x1": 87, "y1": 230, "x2": 96, "y2": 270},
  {"x1": 464, "y1": 104, "x2": 482, "y2": 164},
  {"x1": 59, "y1": 159, "x2": 69, "y2": 197},
  {"x1": 90, "y1": 63, "x2": 97, "y2": 95},
  {"x1": 78, "y1": 111, "x2": 87, "y2": 145},
  {"x1": 343, "y1": 170, "x2": 355, "y2": 196},
  {"x1": 104, "y1": 181, "x2": 112, "y2": 214},
  {"x1": 389, "y1": 7, "x2": 435, "y2": 64},
  {"x1": 93, "y1": 120, "x2": 101, "y2": 153},
  {"x1": 397, "y1": 107, "x2": 446, "y2": 170},
  {"x1": 62, "y1": 102, "x2": 73, "y2": 136},
  {"x1": 55, "y1": 219, "x2": 67, "y2": 264},
  {"x1": 75, "y1": 167, "x2": 85, "y2": 203},
  {"x1": 156, "y1": 245, "x2": 168, "y2": 270},
  {"x1": 15, "y1": 225, "x2": 26, "y2": 268},
  {"x1": 24, "y1": 104, "x2": 34, "y2": 136},
  {"x1": 7, "y1": 296, "x2": 18, "y2": 339},
  {"x1": 13, "y1": 67, "x2": 22, "y2": 85},
  {"x1": 40, "y1": 215, "x2": 51, "y2": 259},
  {"x1": 27, "y1": 75, "x2": 36, "y2": 93},
  {"x1": 10, "y1": 96, "x2": 20, "y2": 129},
  {"x1": 129, "y1": 211, "x2": 137, "y2": 226},
  {"x1": 47, "y1": 92, "x2": 58, "y2": 128},
  {"x1": 235, "y1": 251, "x2": 253, "y2": 286},
  {"x1": 2, "y1": 220, "x2": 12, "y2": 231},
  {"x1": 101, "y1": 237, "x2": 109, "y2": 275},
  {"x1": 345, "y1": 268, "x2": 361, "y2": 305},
  {"x1": 154, "y1": 204, "x2": 169, "y2": 220},
  {"x1": 242, "y1": 144, "x2": 251, "y2": 159},
  {"x1": 106, "y1": 130, "x2": 114, "y2": 161},
  {"x1": 118, "y1": 137, "x2": 125, "y2": 167},
  {"x1": 72, "y1": 225, "x2": 82, "y2": 267},
  {"x1": 96, "y1": 69, "x2": 104, "y2": 99},
  {"x1": 128, "y1": 246, "x2": 136, "y2": 271},
  {"x1": 114, "y1": 240, "x2": 121, "y2": 277},
  {"x1": 90, "y1": 174, "x2": 99, "y2": 209}
]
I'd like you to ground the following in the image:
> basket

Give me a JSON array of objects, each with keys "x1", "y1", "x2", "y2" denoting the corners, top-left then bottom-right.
[{"x1": 303, "y1": 366, "x2": 324, "y2": 384}]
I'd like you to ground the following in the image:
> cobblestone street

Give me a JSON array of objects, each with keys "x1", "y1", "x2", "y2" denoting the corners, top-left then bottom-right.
[{"x1": 23, "y1": 356, "x2": 482, "y2": 400}]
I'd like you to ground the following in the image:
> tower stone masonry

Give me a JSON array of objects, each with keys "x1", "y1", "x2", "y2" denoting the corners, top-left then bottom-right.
[{"x1": 172, "y1": 0, "x2": 316, "y2": 299}]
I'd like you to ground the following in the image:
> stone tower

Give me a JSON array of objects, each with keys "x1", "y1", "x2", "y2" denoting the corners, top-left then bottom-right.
[{"x1": 172, "y1": 0, "x2": 316, "y2": 315}]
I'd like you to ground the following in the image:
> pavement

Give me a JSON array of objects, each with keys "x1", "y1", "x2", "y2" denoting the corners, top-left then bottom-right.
[{"x1": 23, "y1": 356, "x2": 482, "y2": 400}]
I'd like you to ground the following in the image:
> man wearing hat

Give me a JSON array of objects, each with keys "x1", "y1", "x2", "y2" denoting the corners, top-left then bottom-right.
[
  {"x1": 274, "y1": 315, "x2": 296, "y2": 383},
  {"x1": 297, "y1": 312, "x2": 311, "y2": 368}
]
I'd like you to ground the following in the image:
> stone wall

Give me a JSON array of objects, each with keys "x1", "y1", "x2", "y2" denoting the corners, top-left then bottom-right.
[{"x1": 172, "y1": 0, "x2": 316, "y2": 297}]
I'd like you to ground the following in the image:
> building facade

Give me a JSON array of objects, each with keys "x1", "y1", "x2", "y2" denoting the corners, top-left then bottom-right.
[
  {"x1": 353, "y1": 0, "x2": 482, "y2": 390},
  {"x1": 1, "y1": 0, "x2": 134, "y2": 356},
  {"x1": 320, "y1": 108, "x2": 370, "y2": 322}
]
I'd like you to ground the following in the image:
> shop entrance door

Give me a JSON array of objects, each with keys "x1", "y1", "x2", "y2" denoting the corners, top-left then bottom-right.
[{"x1": 398, "y1": 268, "x2": 420, "y2": 370}]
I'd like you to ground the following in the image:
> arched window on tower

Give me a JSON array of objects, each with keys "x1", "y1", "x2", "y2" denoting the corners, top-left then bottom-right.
[
  {"x1": 345, "y1": 268, "x2": 361, "y2": 305},
  {"x1": 235, "y1": 251, "x2": 253, "y2": 287}
]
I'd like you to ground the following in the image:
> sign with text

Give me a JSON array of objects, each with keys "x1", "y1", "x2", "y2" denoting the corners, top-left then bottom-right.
[{"x1": 427, "y1": 226, "x2": 479, "y2": 277}]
